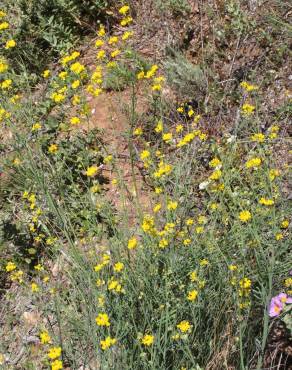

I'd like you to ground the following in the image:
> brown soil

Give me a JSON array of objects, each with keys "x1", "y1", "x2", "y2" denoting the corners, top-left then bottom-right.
[{"x1": 85, "y1": 86, "x2": 152, "y2": 221}]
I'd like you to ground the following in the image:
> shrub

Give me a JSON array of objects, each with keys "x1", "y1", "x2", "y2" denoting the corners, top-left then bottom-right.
[
  {"x1": 1, "y1": 0, "x2": 109, "y2": 74},
  {"x1": 164, "y1": 52, "x2": 207, "y2": 101}
]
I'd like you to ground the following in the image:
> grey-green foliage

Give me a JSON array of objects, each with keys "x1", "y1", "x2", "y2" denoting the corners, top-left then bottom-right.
[
  {"x1": 164, "y1": 52, "x2": 207, "y2": 99},
  {"x1": 1, "y1": 0, "x2": 109, "y2": 74},
  {"x1": 154, "y1": 0, "x2": 191, "y2": 15},
  {"x1": 225, "y1": 0, "x2": 253, "y2": 35}
]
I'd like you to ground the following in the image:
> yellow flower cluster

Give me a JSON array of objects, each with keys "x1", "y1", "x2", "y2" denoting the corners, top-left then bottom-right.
[{"x1": 100, "y1": 336, "x2": 117, "y2": 350}]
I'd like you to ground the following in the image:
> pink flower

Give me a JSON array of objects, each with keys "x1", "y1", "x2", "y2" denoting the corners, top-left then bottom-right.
[
  {"x1": 269, "y1": 293, "x2": 292, "y2": 317},
  {"x1": 277, "y1": 293, "x2": 292, "y2": 304},
  {"x1": 269, "y1": 296, "x2": 283, "y2": 317}
]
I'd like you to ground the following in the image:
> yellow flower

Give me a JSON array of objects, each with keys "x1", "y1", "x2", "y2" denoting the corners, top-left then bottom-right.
[
  {"x1": 0, "y1": 21, "x2": 9, "y2": 30},
  {"x1": 162, "y1": 132, "x2": 172, "y2": 142},
  {"x1": 10, "y1": 270, "x2": 24, "y2": 283},
  {"x1": 111, "y1": 49, "x2": 121, "y2": 58},
  {"x1": 97, "y1": 50, "x2": 106, "y2": 59},
  {"x1": 187, "y1": 290, "x2": 198, "y2": 301},
  {"x1": 159, "y1": 238, "x2": 169, "y2": 248},
  {"x1": 48, "y1": 144, "x2": 58, "y2": 154},
  {"x1": 240, "y1": 81, "x2": 258, "y2": 92},
  {"x1": 119, "y1": 5, "x2": 130, "y2": 15},
  {"x1": 137, "y1": 71, "x2": 145, "y2": 79},
  {"x1": 134, "y1": 127, "x2": 143, "y2": 136},
  {"x1": 239, "y1": 278, "x2": 251, "y2": 290},
  {"x1": 209, "y1": 169, "x2": 222, "y2": 181},
  {"x1": 155, "y1": 120, "x2": 163, "y2": 133},
  {"x1": 145, "y1": 65, "x2": 158, "y2": 79},
  {"x1": 245, "y1": 157, "x2": 262, "y2": 169},
  {"x1": 72, "y1": 94, "x2": 81, "y2": 105},
  {"x1": 140, "y1": 334, "x2": 154, "y2": 346},
  {"x1": 120, "y1": 16, "x2": 133, "y2": 26},
  {"x1": 176, "y1": 124, "x2": 183, "y2": 133},
  {"x1": 94, "y1": 263, "x2": 105, "y2": 272},
  {"x1": 189, "y1": 271, "x2": 198, "y2": 282},
  {"x1": 70, "y1": 116, "x2": 80, "y2": 125},
  {"x1": 193, "y1": 114, "x2": 201, "y2": 125},
  {"x1": 199, "y1": 132, "x2": 207, "y2": 141},
  {"x1": 152, "y1": 84, "x2": 162, "y2": 91},
  {"x1": 198, "y1": 215, "x2": 207, "y2": 224},
  {"x1": 229, "y1": 265, "x2": 238, "y2": 271},
  {"x1": 40, "y1": 331, "x2": 51, "y2": 344},
  {"x1": 58, "y1": 71, "x2": 68, "y2": 80},
  {"x1": 167, "y1": 200, "x2": 178, "y2": 211},
  {"x1": 140, "y1": 150, "x2": 150, "y2": 161},
  {"x1": 43, "y1": 276, "x2": 50, "y2": 283},
  {"x1": 0, "y1": 60, "x2": 8, "y2": 73},
  {"x1": 154, "y1": 76, "x2": 165, "y2": 84},
  {"x1": 100, "y1": 336, "x2": 116, "y2": 350},
  {"x1": 104, "y1": 155, "x2": 113, "y2": 164},
  {"x1": 128, "y1": 237, "x2": 137, "y2": 250},
  {"x1": 48, "y1": 347, "x2": 62, "y2": 360},
  {"x1": 51, "y1": 92, "x2": 65, "y2": 103},
  {"x1": 177, "y1": 132, "x2": 196, "y2": 147},
  {"x1": 269, "y1": 132, "x2": 277, "y2": 139},
  {"x1": 259, "y1": 197, "x2": 274, "y2": 206},
  {"x1": 98, "y1": 296, "x2": 105, "y2": 307},
  {"x1": 281, "y1": 220, "x2": 289, "y2": 229},
  {"x1": 34, "y1": 264, "x2": 44, "y2": 271},
  {"x1": 153, "y1": 203, "x2": 161, "y2": 213},
  {"x1": 41, "y1": 69, "x2": 50, "y2": 78},
  {"x1": 188, "y1": 109, "x2": 194, "y2": 117},
  {"x1": 155, "y1": 187, "x2": 163, "y2": 194},
  {"x1": 122, "y1": 31, "x2": 133, "y2": 41},
  {"x1": 86, "y1": 166, "x2": 98, "y2": 177},
  {"x1": 32, "y1": 122, "x2": 42, "y2": 131},
  {"x1": 98, "y1": 24, "x2": 106, "y2": 37},
  {"x1": 183, "y1": 238, "x2": 191, "y2": 245},
  {"x1": 113, "y1": 262, "x2": 124, "y2": 272},
  {"x1": 177, "y1": 320, "x2": 192, "y2": 333},
  {"x1": 6, "y1": 261, "x2": 16, "y2": 272},
  {"x1": 241, "y1": 103, "x2": 255, "y2": 116},
  {"x1": 199, "y1": 259, "x2": 209, "y2": 266},
  {"x1": 195, "y1": 226, "x2": 204, "y2": 234},
  {"x1": 28, "y1": 193, "x2": 36, "y2": 202},
  {"x1": 106, "y1": 61, "x2": 117, "y2": 68},
  {"x1": 284, "y1": 278, "x2": 292, "y2": 288},
  {"x1": 108, "y1": 279, "x2": 120, "y2": 291},
  {"x1": 269, "y1": 169, "x2": 280, "y2": 181},
  {"x1": 10, "y1": 94, "x2": 20, "y2": 104},
  {"x1": 51, "y1": 360, "x2": 63, "y2": 370},
  {"x1": 95, "y1": 39, "x2": 104, "y2": 48},
  {"x1": 209, "y1": 157, "x2": 222, "y2": 168},
  {"x1": 275, "y1": 233, "x2": 283, "y2": 241},
  {"x1": 95, "y1": 313, "x2": 110, "y2": 326},
  {"x1": 1, "y1": 79, "x2": 12, "y2": 89},
  {"x1": 141, "y1": 215, "x2": 155, "y2": 233},
  {"x1": 0, "y1": 10, "x2": 7, "y2": 18},
  {"x1": 71, "y1": 80, "x2": 80, "y2": 89},
  {"x1": 31, "y1": 282, "x2": 39, "y2": 292},
  {"x1": 96, "y1": 278, "x2": 105, "y2": 287},
  {"x1": 186, "y1": 218, "x2": 194, "y2": 226},
  {"x1": 251, "y1": 133, "x2": 265, "y2": 143},
  {"x1": 70, "y1": 62, "x2": 85, "y2": 74},
  {"x1": 108, "y1": 36, "x2": 118, "y2": 45},
  {"x1": 153, "y1": 161, "x2": 172, "y2": 178},
  {"x1": 239, "y1": 210, "x2": 251, "y2": 222}
]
